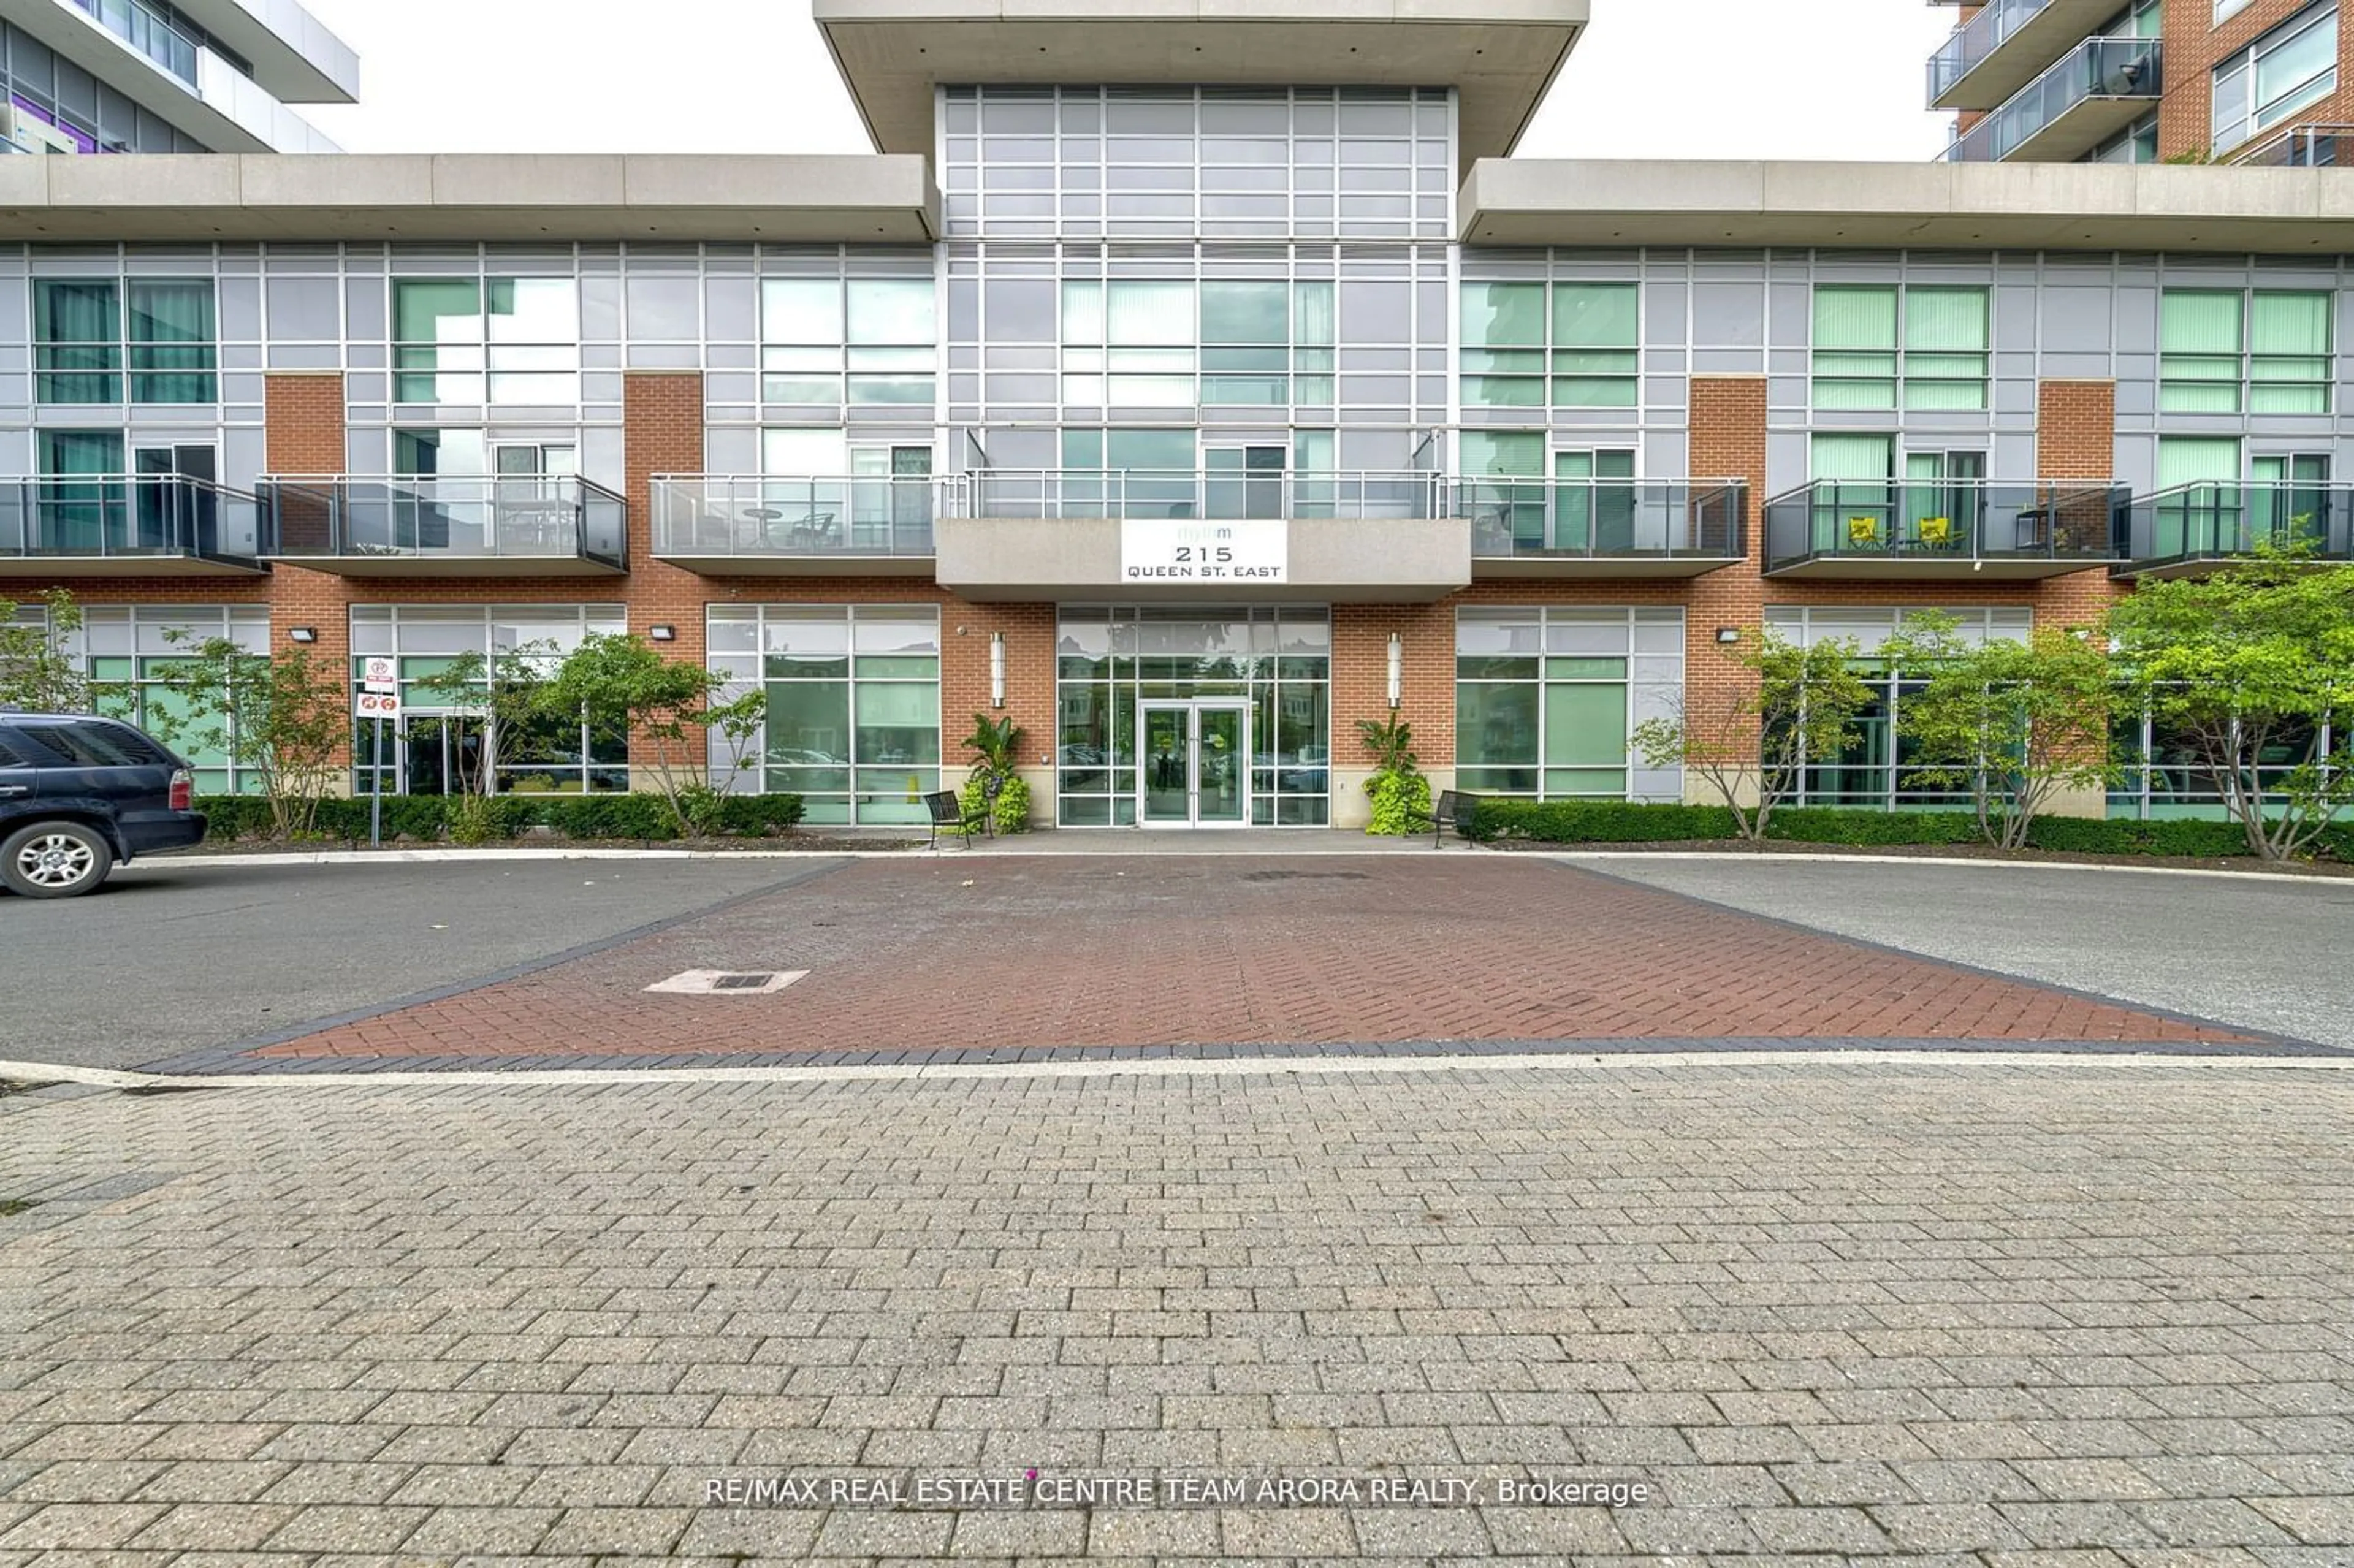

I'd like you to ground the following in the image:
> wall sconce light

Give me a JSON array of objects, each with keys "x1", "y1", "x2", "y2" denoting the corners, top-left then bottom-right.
[
  {"x1": 288, "y1": 626, "x2": 318, "y2": 644},
  {"x1": 1386, "y1": 631, "x2": 1403, "y2": 709},
  {"x1": 989, "y1": 631, "x2": 1006, "y2": 710},
  {"x1": 1715, "y1": 627, "x2": 1743, "y2": 645},
  {"x1": 648, "y1": 624, "x2": 677, "y2": 642}
]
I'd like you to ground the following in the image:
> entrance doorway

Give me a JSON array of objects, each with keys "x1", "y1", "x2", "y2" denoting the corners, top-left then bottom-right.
[
  {"x1": 402, "y1": 715, "x2": 487, "y2": 797},
  {"x1": 1138, "y1": 700, "x2": 1250, "y2": 827}
]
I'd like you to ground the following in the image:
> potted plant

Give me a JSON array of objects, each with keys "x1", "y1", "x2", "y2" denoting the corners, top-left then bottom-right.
[
  {"x1": 959, "y1": 713, "x2": 1030, "y2": 835},
  {"x1": 1357, "y1": 714, "x2": 1430, "y2": 836}
]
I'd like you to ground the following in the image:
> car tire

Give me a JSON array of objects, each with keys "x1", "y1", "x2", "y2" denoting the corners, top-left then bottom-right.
[{"x1": 1, "y1": 820, "x2": 116, "y2": 899}]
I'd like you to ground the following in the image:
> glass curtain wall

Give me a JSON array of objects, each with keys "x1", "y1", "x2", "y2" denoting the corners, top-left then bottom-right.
[
  {"x1": 22, "y1": 604, "x2": 267, "y2": 793},
  {"x1": 1811, "y1": 284, "x2": 1988, "y2": 412},
  {"x1": 704, "y1": 604, "x2": 942, "y2": 825},
  {"x1": 33, "y1": 279, "x2": 217, "y2": 405},
  {"x1": 348, "y1": 605, "x2": 628, "y2": 796},
  {"x1": 1054, "y1": 607, "x2": 1330, "y2": 826},
  {"x1": 393, "y1": 278, "x2": 580, "y2": 405},
  {"x1": 1453, "y1": 608, "x2": 1685, "y2": 801},
  {"x1": 1458, "y1": 281, "x2": 1637, "y2": 410}
]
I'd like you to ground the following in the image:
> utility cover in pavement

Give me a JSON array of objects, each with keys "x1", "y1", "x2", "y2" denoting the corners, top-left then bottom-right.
[{"x1": 643, "y1": 970, "x2": 807, "y2": 995}]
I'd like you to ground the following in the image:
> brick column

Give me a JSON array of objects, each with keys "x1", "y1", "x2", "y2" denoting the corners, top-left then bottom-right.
[
  {"x1": 262, "y1": 372, "x2": 356, "y2": 773},
  {"x1": 2034, "y1": 378, "x2": 2124, "y2": 634},
  {"x1": 1330, "y1": 601, "x2": 1457, "y2": 827},
  {"x1": 622, "y1": 371, "x2": 707, "y2": 666},
  {"x1": 939, "y1": 599, "x2": 1057, "y2": 824},
  {"x1": 1684, "y1": 377, "x2": 1771, "y2": 805}
]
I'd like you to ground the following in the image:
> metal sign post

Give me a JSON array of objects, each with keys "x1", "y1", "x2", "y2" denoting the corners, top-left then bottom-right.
[{"x1": 359, "y1": 658, "x2": 399, "y2": 848}]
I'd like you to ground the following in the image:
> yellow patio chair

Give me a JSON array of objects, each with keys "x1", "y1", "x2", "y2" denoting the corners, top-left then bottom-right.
[
  {"x1": 1846, "y1": 515, "x2": 1883, "y2": 548},
  {"x1": 1917, "y1": 515, "x2": 1953, "y2": 547}
]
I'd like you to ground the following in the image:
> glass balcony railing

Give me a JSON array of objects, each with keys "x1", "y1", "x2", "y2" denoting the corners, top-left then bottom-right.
[
  {"x1": 1763, "y1": 480, "x2": 2128, "y2": 573},
  {"x1": 69, "y1": 0, "x2": 200, "y2": 88},
  {"x1": 1945, "y1": 36, "x2": 2161, "y2": 162},
  {"x1": 0, "y1": 474, "x2": 262, "y2": 568},
  {"x1": 652, "y1": 475, "x2": 942, "y2": 559},
  {"x1": 1929, "y1": 0, "x2": 2065, "y2": 105},
  {"x1": 256, "y1": 476, "x2": 627, "y2": 569},
  {"x1": 2229, "y1": 123, "x2": 2354, "y2": 166},
  {"x1": 955, "y1": 470, "x2": 1447, "y2": 521},
  {"x1": 1456, "y1": 479, "x2": 1745, "y2": 561},
  {"x1": 2117, "y1": 482, "x2": 2354, "y2": 572}
]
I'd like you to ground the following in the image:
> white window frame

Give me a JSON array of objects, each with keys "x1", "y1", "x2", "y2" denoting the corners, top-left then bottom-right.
[{"x1": 2212, "y1": 3, "x2": 2340, "y2": 152}]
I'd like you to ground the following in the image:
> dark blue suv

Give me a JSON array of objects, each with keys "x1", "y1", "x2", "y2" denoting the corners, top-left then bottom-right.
[{"x1": 0, "y1": 710, "x2": 207, "y2": 898}]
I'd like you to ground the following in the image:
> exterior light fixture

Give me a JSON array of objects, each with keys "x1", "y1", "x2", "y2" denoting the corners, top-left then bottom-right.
[
  {"x1": 989, "y1": 631, "x2": 1006, "y2": 709},
  {"x1": 288, "y1": 626, "x2": 318, "y2": 644},
  {"x1": 648, "y1": 624, "x2": 677, "y2": 642},
  {"x1": 1386, "y1": 632, "x2": 1402, "y2": 709},
  {"x1": 1715, "y1": 627, "x2": 1742, "y2": 644}
]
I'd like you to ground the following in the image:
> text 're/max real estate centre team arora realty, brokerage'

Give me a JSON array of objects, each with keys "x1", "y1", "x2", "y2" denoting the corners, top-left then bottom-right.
[{"x1": 4, "y1": 0, "x2": 2354, "y2": 829}]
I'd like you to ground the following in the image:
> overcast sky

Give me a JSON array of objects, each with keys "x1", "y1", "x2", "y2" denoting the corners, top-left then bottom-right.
[{"x1": 294, "y1": 0, "x2": 1958, "y2": 162}]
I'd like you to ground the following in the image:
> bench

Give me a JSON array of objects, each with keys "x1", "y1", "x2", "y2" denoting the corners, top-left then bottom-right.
[
  {"x1": 923, "y1": 788, "x2": 991, "y2": 850},
  {"x1": 1430, "y1": 789, "x2": 1484, "y2": 847}
]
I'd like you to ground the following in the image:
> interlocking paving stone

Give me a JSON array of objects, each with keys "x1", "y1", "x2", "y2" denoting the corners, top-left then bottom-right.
[
  {"x1": 135, "y1": 858, "x2": 2284, "y2": 1071},
  {"x1": 4, "y1": 1062, "x2": 2352, "y2": 1561}
]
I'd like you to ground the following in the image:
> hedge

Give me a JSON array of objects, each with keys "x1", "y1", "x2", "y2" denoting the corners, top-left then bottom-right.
[
  {"x1": 194, "y1": 792, "x2": 804, "y2": 844},
  {"x1": 1458, "y1": 797, "x2": 2352, "y2": 861}
]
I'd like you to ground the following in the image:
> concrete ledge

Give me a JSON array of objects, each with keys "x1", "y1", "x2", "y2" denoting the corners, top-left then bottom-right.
[
  {"x1": 0, "y1": 154, "x2": 941, "y2": 243},
  {"x1": 934, "y1": 513, "x2": 1472, "y2": 602},
  {"x1": 1460, "y1": 159, "x2": 2354, "y2": 253}
]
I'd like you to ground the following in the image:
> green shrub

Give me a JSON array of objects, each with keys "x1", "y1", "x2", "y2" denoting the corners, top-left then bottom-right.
[
  {"x1": 444, "y1": 793, "x2": 507, "y2": 845},
  {"x1": 958, "y1": 773, "x2": 1030, "y2": 835},
  {"x1": 1365, "y1": 771, "x2": 1432, "y2": 837},
  {"x1": 197, "y1": 792, "x2": 804, "y2": 844},
  {"x1": 1765, "y1": 809, "x2": 1981, "y2": 847},
  {"x1": 1461, "y1": 799, "x2": 1736, "y2": 844}
]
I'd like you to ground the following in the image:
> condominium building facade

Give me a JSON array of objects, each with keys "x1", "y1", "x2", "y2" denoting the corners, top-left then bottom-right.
[{"x1": 4, "y1": 0, "x2": 2351, "y2": 826}]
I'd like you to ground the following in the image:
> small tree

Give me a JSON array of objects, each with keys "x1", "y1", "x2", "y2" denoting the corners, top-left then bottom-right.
[
  {"x1": 1355, "y1": 714, "x2": 1430, "y2": 837},
  {"x1": 959, "y1": 713, "x2": 1030, "y2": 834},
  {"x1": 1633, "y1": 631, "x2": 1875, "y2": 841},
  {"x1": 539, "y1": 633, "x2": 760, "y2": 835},
  {"x1": 404, "y1": 640, "x2": 560, "y2": 797},
  {"x1": 0, "y1": 588, "x2": 110, "y2": 714},
  {"x1": 2108, "y1": 555, "x2": 2354, "y2": 860},
  {"x1": 1881, "y1": 612, "x2": 2117, "y2": 850},
  {"x1": 153, "y1": 639, "x2": 346, "y2": 839}
]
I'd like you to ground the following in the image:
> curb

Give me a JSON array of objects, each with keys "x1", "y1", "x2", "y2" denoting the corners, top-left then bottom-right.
[
  {"x1": 6, "y1": 1048, "x2": 2350, "y2": 1093},
  {"x1": 1545, "y1": 851, "x2": 2347, "y2": 887}
]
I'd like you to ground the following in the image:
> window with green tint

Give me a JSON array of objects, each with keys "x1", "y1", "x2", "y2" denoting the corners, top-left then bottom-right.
[
  {"x1": 1460, "y1": 281, "x2": 1636, "y2": 409},
  {"x1": 395, "y1": 276, "x2": 578, "y2": 405},
  {"x1": 1456, "y1": 608, "x2": 1671, "y2": 802},
  {"x1": 1902, "y1": 286, "x2": 1988, "y2": 411},
  {"x1": 1544, "y1": 682, "x2": 1627, "y2": 768},
  {"x1": 1812, "y1": 284, "x2": 1898, "y2": 409},
  {"x1": 719, "y1": 604, "x2": 942, "y2": 826},
  {"x1": 2161, "y1": 289, "x2": 2247, "y2": 413},
  {"x1": 36, "y1": 278, "x2": 217, "y2": 405},
  {"x1": 2251, "y1": 291, "x2": 2332, "y2": 413},
  {"x1": 1546, "y1": 657, "x2": 1626, "y2": 679},
  {"x1": 1552, "y1": 283, "x2": 1638, "y2": 408}
]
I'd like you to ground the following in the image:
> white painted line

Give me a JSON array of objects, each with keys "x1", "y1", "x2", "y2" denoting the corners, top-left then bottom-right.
[
  {"x1": 3, "y1": 1049, "x2": 2346, "y2": 1095},
  {"x1": 1547, "y1": 851, "x2": 2346, "y2": 887}
]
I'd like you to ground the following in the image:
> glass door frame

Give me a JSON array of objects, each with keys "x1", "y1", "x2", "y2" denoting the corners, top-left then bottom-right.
[{"x1": 1135, "y1": 698, "x2": 1254, "y2": 829}]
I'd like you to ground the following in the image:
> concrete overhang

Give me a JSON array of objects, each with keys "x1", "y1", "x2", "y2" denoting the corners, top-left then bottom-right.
[
  {"x1": 167, "y1": 0, "x2": 361, "y2": 104},
  {"x1": 0, "y1": 154, "x2": 942, "y2": 243},
  {"x1": 936, "y1": 514, "x2": 1471, "y2": 602},
  {"x1": 1459, "y1": 159, "x2": 2354, "y2": 254},
  {"x1": 814, "y1": 0, "x2": 1588, "y2": 175}
]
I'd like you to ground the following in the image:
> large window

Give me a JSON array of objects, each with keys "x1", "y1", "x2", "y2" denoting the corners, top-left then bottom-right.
[
  {"x1": 2213, "y1": 3, "x2": 2339, "y2": 151},
  {"x1": 1811, "y1": 284, "x2": 1989, "y2": 411},
  {"x1": 9, "y1": 604, "x2": 267, "y2": 794},
  {"x1": 1764, "y1": 606, "x2": 2033, "y2": 809},
  {"x1": 706, "y1": 604, "x2": 942, "y2": 826},
  {"x1": 349, "y1": 606, "x2": 627, "y2": 796},
  {"x1": 1459, "y1": 282, "x2": 1638, "y2": 409},
  {"x1": 2160, "y1": 289, "x2": 2332, "y2": 414},
  {"x1": 393, "y1": 278, "x2": 579, "y2": 405},
  {"x1": 1454, "y1": 608, "x2": 1685, "y2": 802},
  {"x1": 1054, "y1": 280, "x2": 1334, "y2": 407},
  {"x1": 33, "y1": 278, "x2": 217, "y2": 405},
  {"x1": 761, "y1": 278, "x2": 937, "y2": 407}
]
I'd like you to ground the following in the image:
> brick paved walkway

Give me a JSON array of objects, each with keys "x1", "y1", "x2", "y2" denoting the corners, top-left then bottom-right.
[
  {"x1": 193, "y1": 858, "x2": 2258, "y2": 1072},
  {"x1": 2, "y1": 1062, "x2": 2350, "y2": 1562}
]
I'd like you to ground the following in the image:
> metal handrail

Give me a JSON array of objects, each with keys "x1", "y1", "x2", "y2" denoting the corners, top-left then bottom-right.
[
  {"x1": 256, "y1": 474, "x2": 627, "y2": 568},
  {"x1": 1944, "y1": 35, "x2": 2162, "y2": 162},
  {"x1": 1927, "y1": 0, "x2": 2057, "y2": 105},
  {"x1": 1453, "y1": 478, "x2": 1747, "y2": 559},
  {"x1": 1763, "y1": 478, "x2": 2128, "y2": 566},
  {"x1": 0, "y1": 473, "x2": 262, "y2": 562},
  {"x1": 650, "y1": 474, "x2": 942, "y2": 557}
]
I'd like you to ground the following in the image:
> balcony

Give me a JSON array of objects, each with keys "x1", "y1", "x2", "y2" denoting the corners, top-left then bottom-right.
[
  {"x1": 0, "y1": 473, "x2": 266, "y2": 576},
  {"x1": 1763, "y1": 479, "x2": 2127, "y2": 579},
  {"x1": 2112, "y1": 482, "x2": 2354, "y2": 578},
  {"x1": 651, "y1": 475, "x2": 940, "y2": 577},
  {"x1": 69, "y1": 0, "x2": 196, "y2": 87},
  {"x1": 1461, "y1": 478, "x2": 1746, "y2": 578},
  {"x1": 1927, "y1": 0, "x2": 2126, "y2": 111},
  {"x1": 17, "y1": 0, "x2": 340, "y2": 153},
  {"x1": 1945, "y1": 36, "x2": 2161, "y2": 163},
  {"x1": 2229, "y1": 122, "x2": 2354, "y2": 166},
  {"x1": 933, "y1": 470, "x2": 1469, "y2": 603},
  {"x1": 257, "y1": 476, "x2": 627, "y2": 577}
]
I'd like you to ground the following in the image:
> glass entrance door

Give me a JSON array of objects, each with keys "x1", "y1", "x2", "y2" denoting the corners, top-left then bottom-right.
[
  {"x1": 1137, "y1": 700, "x2": 1251, "y2": 827},
  {"x1": 402, "y1": 715, "x2": 487, "y2": 796}
]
